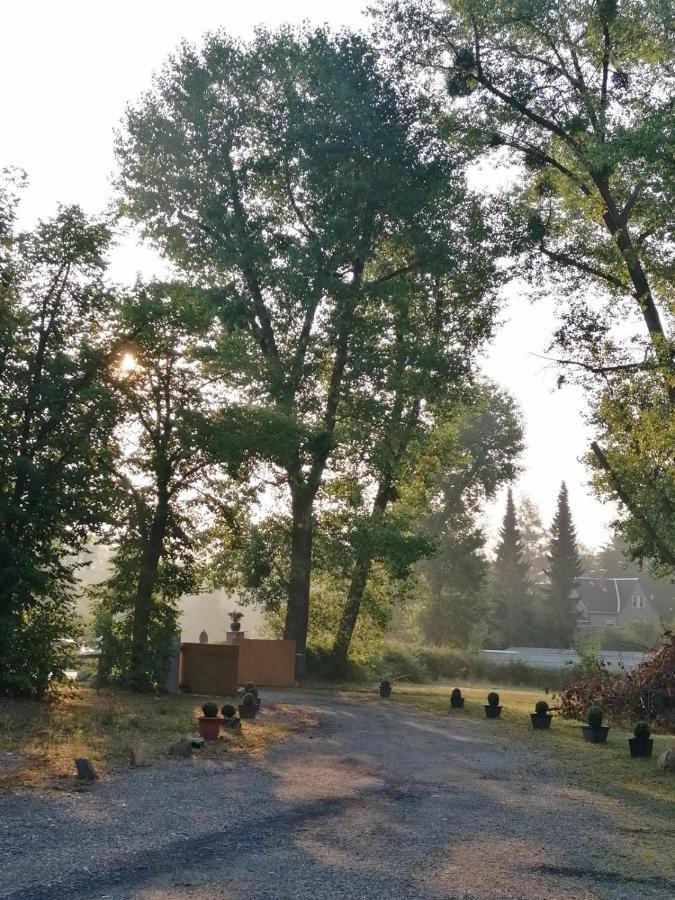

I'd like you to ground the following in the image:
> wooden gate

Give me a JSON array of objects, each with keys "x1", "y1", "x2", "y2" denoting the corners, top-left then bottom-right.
[
  {"x1": 237, "y1": 639, "x2": 296, "y2": 687},
  {"x1": 179, "y1": 642, "x2": 239, "y2": 695}
]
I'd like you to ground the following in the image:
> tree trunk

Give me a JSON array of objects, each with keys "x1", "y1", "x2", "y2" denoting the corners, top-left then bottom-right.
[
  {"x1": 332, "y1": 552, "x2": 374, "y2": 666},
  {"x1": 129, "y1": 494, "x2": 169, "y2": 690},
  {"x1": 333, "y1": 477, "x2": 392, "y2": 665},
  {"x1": 283, "y1": 485, "x2": 314, "y2": 679}
]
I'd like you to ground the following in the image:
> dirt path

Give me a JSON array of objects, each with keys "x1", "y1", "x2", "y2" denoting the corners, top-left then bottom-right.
[{"x1": 0, "y1": 691, "x2": 673, "y2": 900}]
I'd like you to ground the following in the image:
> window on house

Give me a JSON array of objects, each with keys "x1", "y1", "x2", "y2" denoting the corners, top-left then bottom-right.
[{"x1": 632, "y1": 596, "x2": 646, "y2": 609}]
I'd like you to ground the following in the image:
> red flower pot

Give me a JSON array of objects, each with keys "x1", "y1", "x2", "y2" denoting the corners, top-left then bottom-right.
[{"x1": 198, "y1": 716, "x2": 222, "y2": 740}]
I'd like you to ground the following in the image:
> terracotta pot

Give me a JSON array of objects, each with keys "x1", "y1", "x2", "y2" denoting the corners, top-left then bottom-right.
[{"x1": 198, "y1": 716, "x2": 222, "y2": 740}]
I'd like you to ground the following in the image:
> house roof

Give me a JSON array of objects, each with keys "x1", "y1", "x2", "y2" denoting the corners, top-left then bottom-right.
[{"x1": 576, "y1": 577, "x2": 643, "y2": 614}]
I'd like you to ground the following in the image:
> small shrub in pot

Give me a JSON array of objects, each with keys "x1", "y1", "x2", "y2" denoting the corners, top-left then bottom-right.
[
  {"x1": 450, "y1": 688, "x2": 464, "y2": 709},
  {"x1": 379, "y1": 679, "x2": 392, "y2": 699},
  {"x1": 581, "y1": 706, "x2": 610, "y2": 744},
  {"x1": 484, "y1": 691, "x2": 502, "y2": 719},
  {"x1": 628, "y1": 721, "x2": 653, "y2": 758},
  {"x1": 244, "y1": 683, "x2": 261, "y2": 708},
  {"x1": 530, "y1": 699, "x2": 552, "y2": 730},
  {"x1": 198, "y1": 700, "x2": 222, "y2": 740},
  {"x1": 238, "y1": 692, "x2": 258, "y2": 720}
]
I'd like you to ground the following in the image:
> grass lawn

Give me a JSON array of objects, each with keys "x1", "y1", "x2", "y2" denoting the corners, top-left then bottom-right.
[
  {"x1": 0, "y1": 686, "x2": 311, "y2": 791},
  {"x1": 384, "y1": 682, "x2": 675, "y2": 811}
]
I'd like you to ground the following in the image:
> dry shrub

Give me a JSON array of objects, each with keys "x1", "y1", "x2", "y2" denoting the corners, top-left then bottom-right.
[{"x1": 561, "y1": 631, "x2": 675, "y2": 729}]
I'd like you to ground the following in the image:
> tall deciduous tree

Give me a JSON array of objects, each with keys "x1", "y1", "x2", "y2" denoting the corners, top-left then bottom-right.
[
  {"x1": 491, "y1": 487, "x2": 533, "y2": 648},
  {"x1": 418, "y1": 386, "x2": 524, "y2": 648},
  {"x1": 331, "y1": 244, "x2": 500, "y2": 662},
  {"x1": 98, "y1": 284, "x2": 234, "y2": 690},
  {"x1": 376, "y1": 0, "x2": 675, "y2": 579},
  {"x1": 116, "y1": 28, "x2": 486, "y2": 675},
  {"x1": 545, "y1": 481, "x2": 584, "y2": 647},
  {"x1": 0, "y1": 191, "x2": 120, "y2": 696}
]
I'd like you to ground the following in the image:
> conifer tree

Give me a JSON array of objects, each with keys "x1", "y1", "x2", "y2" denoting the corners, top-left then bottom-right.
[
  {"x1": 545, "y1": 482, "x2": 584, "y2": 647},
  {"x1": 491, "y1": 488, "x2": 532, "y2": 648}
]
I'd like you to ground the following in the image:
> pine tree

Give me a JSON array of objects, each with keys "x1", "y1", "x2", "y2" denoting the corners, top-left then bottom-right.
[
  {"x1": 491, "y1": 488, "x2": 532, "y2": 648},
  {"x1": 545, "y1": 482, "x2": 584, "y2": 647}
]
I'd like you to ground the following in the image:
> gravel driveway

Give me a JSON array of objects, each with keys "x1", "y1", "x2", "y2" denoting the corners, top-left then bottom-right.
[{"x1": 1, "y1": 691, "x2": 673, "y2": 900}]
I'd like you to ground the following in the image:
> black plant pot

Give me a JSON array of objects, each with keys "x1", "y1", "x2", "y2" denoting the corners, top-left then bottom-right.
[
  {"x1": 230, "y1": 621, "x2": 241, "y2": 632},
  {"x1": 530, "y1": 713, "x2": 552, "y2": 730},
  {"x1": 484, "y1": 705, "x2": 502, "y2": 719},
  {"x1": 379, "y1": 683, "x2": 392, "y2": 699},
  {"x1": 450, "y1": 698, "x2": 465, "y2": 709},
  {"x1": 238, "y1": 703, "x2": 257, "y2": 720},
  {"x1": 628, "y1": 737, "x2": 653, "y2": 758},
  {"x1": 581, "y1": 725, "x2": 610, "y2": 744}
]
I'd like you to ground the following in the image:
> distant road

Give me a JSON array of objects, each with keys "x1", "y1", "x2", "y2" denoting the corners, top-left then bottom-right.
[{"x1": 481, "y1": 647, "x2": 649, "y2": 671}]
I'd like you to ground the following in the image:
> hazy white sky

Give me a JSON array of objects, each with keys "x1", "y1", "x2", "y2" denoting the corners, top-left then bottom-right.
[{"x1": 1, "y1": 0, "x2": 616, "y2": 549}]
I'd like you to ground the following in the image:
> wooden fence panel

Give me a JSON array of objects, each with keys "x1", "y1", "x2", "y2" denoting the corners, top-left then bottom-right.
[
  {"x1": 179, "y1": 643, "x2": 239, "y2": 695},
  {"x1": 237, "y1": 639, "x2": 296, "y2": 687}
]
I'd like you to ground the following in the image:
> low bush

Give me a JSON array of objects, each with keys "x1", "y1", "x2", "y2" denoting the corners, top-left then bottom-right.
[
  {"x1": 201, "y1": 701, "x2": 219, "y2": 718},
  {"x1": 306, "y1": 640, "x2": 578, "y2": 689},
  {"x1": 561, "y1": 631, "x2": 675, "y2": 728},
  {"x1": 376, "y1": 642, "x2": 431, "y2": 683},
  {"x1": 633, "y1": 720, "x2": 651, "y2": 740},
  {"x1": 535, "y1": 700, "x2": 550, "y2": 716},
  {"x1": 587, "y1": 706, "x2": 603, "y2": 728},
  {"x1": 487, "y1": 691, "x2": 500, "y2": 708}
]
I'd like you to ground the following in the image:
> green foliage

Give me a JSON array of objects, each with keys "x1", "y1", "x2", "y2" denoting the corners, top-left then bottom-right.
[
  {"x1": 221, "y1": 704, "x2": 237, "y2": 719},
  {"x1": 0, "y1": 187, "x2": 120, "y2": 697},
  {"x1": 587, "y1": 706, "x2": 604, "y2": 728},
  {"x1": 487, "y1": 691, "x2": 500, "y2": 708},
  {"x1": 535, "y1": 700, "x2": 550, "y2": 716},
  {"x1": 418, "y1": 386, "x2": 524, "y2": 649},
  {"x1": 633, "y1": 720, "x2": 651, "y2": 740},
  {"x1": 451, "y1": 687, "x2": 463, "y2": 700},
  {"x1": 116, "y1": 25, "x2": 500, "y2": 669},
  {"x1": 544, "y1": 483, "x2": 584, "y2": 647},
  {"x1": 378, "y1": 0, "x2": 675, "y2": 592},
  {"x1": 201, "y1": 701, "x2": 219, "y2": 718},
  {"x1": 90, "y1": 283, "x2": 236, "y2": 691},
  {"x1": 490, "y1": 488, "x2": 534, "y2": 647}
]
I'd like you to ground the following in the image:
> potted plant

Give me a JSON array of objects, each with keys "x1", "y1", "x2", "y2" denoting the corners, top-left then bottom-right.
[
  {"x1": 581, "y1": 706, "x2": 610, "y2": 744},
  {"x1": 484, "y1": 691, "x2": 502, "y2": 719},
  {"x1": 379, "y1": 679, "x2": 392, "y2": 699},
  {"x1": 228, "y1": 610, "x2": 244, "y2": 632},
  {"x1": 628, "y1": 721, "x2": 653, "y2": 758},
  {"x1": 238, "y1": 692, "x2": 258, "y2": 720},
  {"x1": 244, "y1": 682, "x2": 261, "y2": 709},
  {"x1": 198, "y1": 700, "x2": 222, "y2": 740},
  {"x1": 450, "y1": 688, "x2": 464, "y2": 709},
  {"x1": 220, "y1": 703, "x2": 241, "y2": 732},
  {"x1": 530, "y1": 699, "x2": 553, "y2": 730}
]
